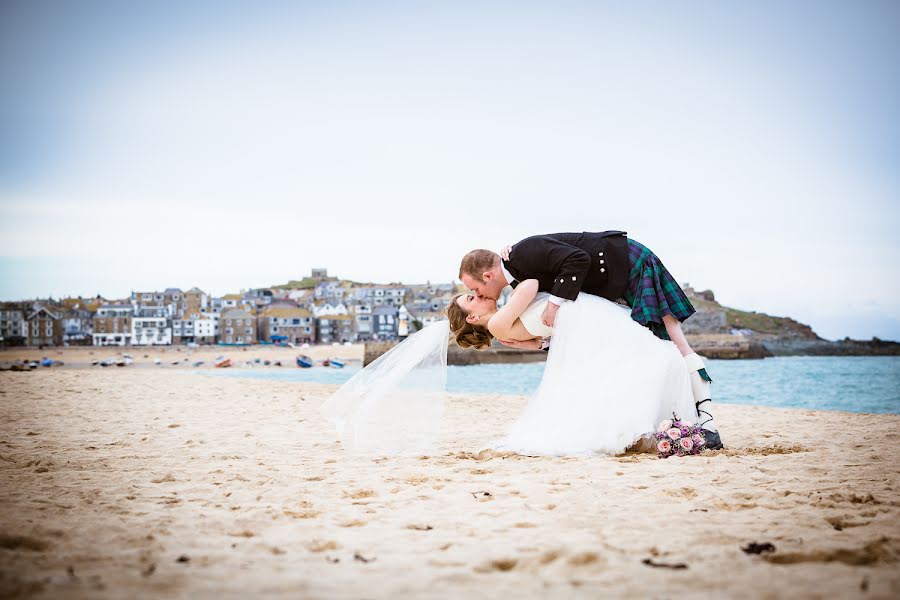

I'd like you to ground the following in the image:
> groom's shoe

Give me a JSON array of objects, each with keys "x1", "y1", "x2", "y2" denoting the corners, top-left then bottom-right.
[
  {"x1": 684, "y1": 353, "x2": 725, "y2": 450},
  {"x1": 701, "y1": 427, "x2": 724, "y2": 451}
]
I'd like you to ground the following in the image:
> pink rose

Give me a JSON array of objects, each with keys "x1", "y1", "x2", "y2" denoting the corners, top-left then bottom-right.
[
  {"x1": 692, "y1": 433, "x2": 704, "y2": 446},
  {"x1": 657, "y1": 419, "x2": 673, "y2": 432},
  {"x1": 679, "y1": 438, "x2": 694, "y2": 451},
  {"x1": 657, "y1": 440, "x2": 672, "y2": 453},
  {"x1": 667, "y1": 427, "x2": 682, "y2": 440}
]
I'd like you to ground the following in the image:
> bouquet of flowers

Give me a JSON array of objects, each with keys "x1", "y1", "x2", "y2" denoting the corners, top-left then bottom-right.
[{"x1": 655, "y1": 413, "x2": 706, "y2": 458}]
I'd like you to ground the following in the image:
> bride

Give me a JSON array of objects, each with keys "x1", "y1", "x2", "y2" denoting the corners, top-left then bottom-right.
[{"x1": 445, "y1": 279, "x2": 699, "y2": 455}]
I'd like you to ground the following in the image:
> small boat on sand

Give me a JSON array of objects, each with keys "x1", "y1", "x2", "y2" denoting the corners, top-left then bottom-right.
[
  {"x1": 214, "y1": 356, "x2": 232, "y2": 368},
  {"x1": 330, "y1": 359, "x2": 345, "y2": 369},
  {"x1": 296, "y1": 355, "x2": 314, "y2": 368}
]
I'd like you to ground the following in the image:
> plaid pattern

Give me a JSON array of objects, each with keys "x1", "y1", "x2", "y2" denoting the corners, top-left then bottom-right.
[{"x1": 623, "y1": 239, "x2": 695, "y2": 340}]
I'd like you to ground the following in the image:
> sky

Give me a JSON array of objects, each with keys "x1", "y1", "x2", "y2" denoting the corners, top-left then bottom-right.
[{"x1": 1, "y1": 0, "x2": 899, "y2": 341}]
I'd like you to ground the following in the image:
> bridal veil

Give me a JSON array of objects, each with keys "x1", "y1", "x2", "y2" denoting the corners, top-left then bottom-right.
[{"x1": 320, "y1": 320, "x2": 450, "y2": 454}]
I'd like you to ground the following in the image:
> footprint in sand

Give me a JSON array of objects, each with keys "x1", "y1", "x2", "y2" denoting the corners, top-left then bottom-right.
[
  {"x1": 763, "y1": 537, "x2": 893, "y2": 566},
  {"x1": 307, "y1": 539, "x2": 340, "y2": 552},
  {"x1": 151, "y1": 473, "x2": 176, "y2": 484},
  {"x1": 474, "y1": 558, "x2": 518, "y2": 573},
  {"x1": 338, "y1": 519, "x2": 367, "y2": 528},
  {"x1": 283, "y1": 508, "x2": 320, "y2": 519},
  {"x1": 344, "y1": 489, "x2": 376, "y2": 499},
  {"x1": 720, "y1": 444, "x2": 809, "y2": 456},
  {"x1": 567, "y1": 552, "x2": 603, "y2": 566},
  {"x1": 825, "y1": 515, "x2": 872, "y2": 531},
  {"x1": 664, "y1": 487, "x2": 698, "y2": 500},
  {"x1": 227, "y1": 530, "x2": 255, "y2": 538},
  {"x1": 0, "y1": 534, "x2": 50, "y2": 551}
]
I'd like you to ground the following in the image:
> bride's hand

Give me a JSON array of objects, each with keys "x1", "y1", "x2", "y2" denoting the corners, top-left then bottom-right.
[
  {"x1": 499, "y1": 245, "x2": 513, "y2": 260},
  {"x1": 541, "y1": 302, "x2": 560, "y2": 327}
]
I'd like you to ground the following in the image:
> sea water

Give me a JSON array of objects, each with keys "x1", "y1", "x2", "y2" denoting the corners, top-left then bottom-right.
[{"x1": 196, "y1": 356, "x2": 900, "y2": 414}]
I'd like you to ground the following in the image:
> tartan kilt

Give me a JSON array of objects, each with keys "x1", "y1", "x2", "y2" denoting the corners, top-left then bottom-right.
[{"x1": 622, "y1": 239, "x2": 695, "y2": 340}]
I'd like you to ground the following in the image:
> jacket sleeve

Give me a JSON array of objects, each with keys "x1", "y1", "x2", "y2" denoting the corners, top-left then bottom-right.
[{"x1": 513, "y1": 236, "x2": 591, "y2": 301}]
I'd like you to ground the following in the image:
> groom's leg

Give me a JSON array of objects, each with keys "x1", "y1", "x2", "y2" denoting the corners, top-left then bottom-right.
[{"x1": 684, "y1": 352, "x2": 724, "y2": 449}]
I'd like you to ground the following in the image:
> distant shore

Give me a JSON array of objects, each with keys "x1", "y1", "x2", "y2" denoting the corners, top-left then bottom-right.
[{"x1": 2, "y1": 331, "x2": 898, "y2": 372}]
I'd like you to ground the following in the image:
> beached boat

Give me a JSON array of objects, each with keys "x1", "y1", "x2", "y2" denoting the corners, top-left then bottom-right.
[
  {"x1": 296, "y1": 355, "x2": 314, "y2": 368},
  {"x1": 40, "y1": 357, "x2": 53, "y2": 367},
  {"x1": 214, "y1": 356, "x2": 232, "y2": 368},
  {"x1": 330, "y1": 359, "x2": 345, "y2": 369}
]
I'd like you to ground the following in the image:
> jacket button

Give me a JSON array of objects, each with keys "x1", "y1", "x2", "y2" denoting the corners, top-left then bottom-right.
[
  {"x1": 598, "y1": 252, "x2": 604, "y2": 256},
  {"x1": 601, "y1": 268, "x2": 606, "y2": 273},
  {"x1": 559, "y1": 278, "x2": 564, "y2": 283},
  {"x1": 600, "y1": 260, "x2": 605, "y2": 264},
  {"x1": 572, "y1": 276, "x2": 576, "y2": 281}
]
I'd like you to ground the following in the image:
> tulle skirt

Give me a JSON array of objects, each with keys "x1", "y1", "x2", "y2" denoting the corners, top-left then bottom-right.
[{"x1": 493, "y1": 293, "x2": 697, "y2": 456}]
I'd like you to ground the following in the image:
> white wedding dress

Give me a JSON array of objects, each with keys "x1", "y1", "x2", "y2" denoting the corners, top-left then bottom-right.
[{"x1": 492, "y1": 292, "x2": 697, "y2": 456}]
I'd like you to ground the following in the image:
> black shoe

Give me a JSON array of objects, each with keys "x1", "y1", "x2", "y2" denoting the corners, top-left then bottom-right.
[{"x1": 702, "y1": 429, "x2": 724, "y2": 450}]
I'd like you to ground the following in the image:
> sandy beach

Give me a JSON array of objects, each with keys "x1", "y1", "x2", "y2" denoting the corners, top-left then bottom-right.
[
  {"x1": 1, "y1": 368, "x2": 898, "y2": 599},
  {"x1": 0, "y1": 345, "x2": 364, "y2": 370}
]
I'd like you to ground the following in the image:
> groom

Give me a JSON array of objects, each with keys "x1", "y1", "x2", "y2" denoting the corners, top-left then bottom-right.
[{"x1": 458, "y1": 230, "x2": 723, "y2": 449}]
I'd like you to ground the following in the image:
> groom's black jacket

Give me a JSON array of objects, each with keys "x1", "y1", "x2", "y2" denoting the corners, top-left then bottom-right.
[{"x1": 503, "y1": 231, "x2": 629, "y2": 302}]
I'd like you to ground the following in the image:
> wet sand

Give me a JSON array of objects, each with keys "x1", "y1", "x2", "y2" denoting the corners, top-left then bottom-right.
[{"x1": 1, "y1": 369, "x2": 898, "y2": 599}]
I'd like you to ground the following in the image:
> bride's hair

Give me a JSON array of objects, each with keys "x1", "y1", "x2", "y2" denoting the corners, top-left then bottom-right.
[
  {"x1": 459, "y1": 249, "x2": 499, "y2": 280},
  {"x1": 446, "y1": 293, "x2": 494, "y2": 350}
]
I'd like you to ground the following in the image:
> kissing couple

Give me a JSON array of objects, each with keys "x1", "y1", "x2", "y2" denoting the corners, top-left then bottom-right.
[{"x1": 322, "y1": 230, "x2": 722, "y2": 456}]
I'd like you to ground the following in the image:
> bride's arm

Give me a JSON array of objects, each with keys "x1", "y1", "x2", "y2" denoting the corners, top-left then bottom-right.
[{"x1": 487, "y1": 279, "x2": 539, "y2": 339}]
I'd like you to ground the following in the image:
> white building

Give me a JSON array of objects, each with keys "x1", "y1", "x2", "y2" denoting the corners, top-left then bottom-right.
[
  {"x1": 132, "y1": 306, "x2": 172, "y2": 346},
  {"x1": 0, "y1": 305, "x2": 27, "y2": 343},
  {"x1": 313, "y1": 302, "x2": 350, "y2": 318}
]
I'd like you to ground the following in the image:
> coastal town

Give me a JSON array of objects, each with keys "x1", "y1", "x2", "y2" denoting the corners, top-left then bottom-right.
[
  {"x1": 0, "y1": 269, "x2": 463, "y2": 348},
  {"x1": 2, "y1": 269, "x2": 897, "y2": 361}
]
